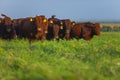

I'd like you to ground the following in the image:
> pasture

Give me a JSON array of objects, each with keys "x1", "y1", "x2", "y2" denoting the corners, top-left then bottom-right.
[{"x1": 0, "y1": 32, "x2": 120, "y2": 80}]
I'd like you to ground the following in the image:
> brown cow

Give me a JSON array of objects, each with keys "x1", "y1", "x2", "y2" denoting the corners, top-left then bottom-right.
[
  {"x1": 14, "y1": 15, "x2": 48, "y2": 42},
  {"x1": 35, "y1": 15, "x2": 48, "y2": 40},
  {"x1": 0, "y1": 14, "x2": 17, "y2": 39},
  {"x1": 71, "y1": 23, "x2": 83, "y2": 39},
  {"x1": 71, "y1": 22, "x2": 100, "y2": 40},
  {"x1": 46, "y1": 15, "x2": 61, "y2": 40},
  {"x1": 59, "y1": 19, "x2": 72, "y2": 40},
  {"x1": 12, "y1": 18, "x2": 25, "y2": 38},
  {"x1": 81, "y1": 22, "x2": 94, "y2": 40}
]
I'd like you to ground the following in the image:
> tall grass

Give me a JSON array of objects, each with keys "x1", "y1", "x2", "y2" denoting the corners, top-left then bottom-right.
[{"x1": 0, "y1": 32, "x2": 120, "y2": 80}]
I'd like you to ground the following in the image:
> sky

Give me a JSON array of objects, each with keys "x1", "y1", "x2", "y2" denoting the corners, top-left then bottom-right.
[{"x1": 0, "y1": 0, "x2": 120, "y2": 21}]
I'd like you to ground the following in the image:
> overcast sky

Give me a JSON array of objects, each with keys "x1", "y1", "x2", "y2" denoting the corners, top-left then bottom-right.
[{"x1": 0, "y1": 0, "x2": 120, "y2": 21}]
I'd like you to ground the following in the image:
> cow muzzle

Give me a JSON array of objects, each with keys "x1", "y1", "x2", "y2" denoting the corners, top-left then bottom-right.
[
  {"x1": 45, "y1": 31, "x2": 48, "y2": 34},
  {"x1": 38, "y1": 28, "x2": 42, "y2": 31}
]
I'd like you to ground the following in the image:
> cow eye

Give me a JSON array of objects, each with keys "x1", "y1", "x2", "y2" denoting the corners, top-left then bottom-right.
[
  {"x1": 30, "y1": 18, "x2": 33, "y2": 22},
  {"x1": 50, "y1": 20, "x2": 53, "y2": 23},
  {"x1": 43, "y1": 19, "x2": 47, "y2": 23}
]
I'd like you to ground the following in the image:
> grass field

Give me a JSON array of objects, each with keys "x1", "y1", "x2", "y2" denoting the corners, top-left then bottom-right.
[{"x1": 0, "y1": 32, "x2": 120, "y2": 80}]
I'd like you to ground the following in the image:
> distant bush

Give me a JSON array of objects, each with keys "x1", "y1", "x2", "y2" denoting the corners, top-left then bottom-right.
[{"x1": 101, "y1": 26, "x2": 120, "y2": 32}]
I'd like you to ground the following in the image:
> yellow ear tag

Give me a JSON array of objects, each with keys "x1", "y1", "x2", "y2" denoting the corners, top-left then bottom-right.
[
  {"x1": 30, "y1": 18, "x2": 33, "y2": 22},
  {"x1": 43, "y1": 19, "x2": 47, "y2": 23},
  {"x1": 50, "y1": 20, "x2": 53, "y2": 23}
]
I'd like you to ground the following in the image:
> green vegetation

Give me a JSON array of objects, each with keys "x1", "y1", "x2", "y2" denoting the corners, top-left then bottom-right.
[{"x1": 0, "y1": 32, "x2": 120, "y2": 80}]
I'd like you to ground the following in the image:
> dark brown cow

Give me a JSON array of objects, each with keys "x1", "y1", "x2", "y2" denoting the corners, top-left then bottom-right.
[
  {"x1": 71, "y1": 23, "x2": 83, "y2": 39},
  {"x1": 71, "y1": 22, "x2": 100, "y2": 40},
  {"x1": 0, "y1": 14, "x2": 17, "y2": 39},
  {"x1": 12, "y1": 18, "x2": 25, "y2": 38},
  {"x1": 59, "y1": 19, "x2": 72, "y2": 40},
  {"x1": 81, "y1": 22, "x2": 94, "y2": 40},
  {"x1": 46, "y1": 15, "x2": 61, "y2": 40},
  {"x1": 35, "y1": 15, "x2": 48, "y2": 40},
  {"x1": 0, "y1": 18, "x2": 3, "y2": 38},
  {"x1": 14, "y1": 15, "x2": 48, "y2": 42}
]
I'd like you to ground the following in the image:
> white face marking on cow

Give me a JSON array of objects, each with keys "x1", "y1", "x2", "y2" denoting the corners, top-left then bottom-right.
[
  {"x1": 72, "y1": 23, "x2": 75, "y2": 26},
  {"x1": 60, "y1": 26, "x2": 63, "y2": 29},
  {"x1": 45, "y1": 31, "x2": 48, "y2": 33},
  {"x1": 38, "y1": 28, "x2": 41, "y2": 31}
]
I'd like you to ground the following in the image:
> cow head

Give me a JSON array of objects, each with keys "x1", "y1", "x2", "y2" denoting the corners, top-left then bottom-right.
[
  {"x1": 48, "y1": 18, "x2": 54, "y2": 27},
  {"x1": 59, "y1": 21, "x2": 63, "y2": 29},
  {"x1": 1, "y1": 14, "x2": 12, "y2": 26},
  {"x1": 35, "y1": 15, "x2": 48, "y2": 40},
  {"x1": 63, "y1": 19, "x2": 72, "y2": 40},
  {"x1": 0, "y1": 14, "x2": 17, "y2": 39},
  {"x1": 41, "y1": 16, "x2": 48, "y2": 34},
  {"x1": 94, "y1": 23, "x2": 100, "y2": 36}
]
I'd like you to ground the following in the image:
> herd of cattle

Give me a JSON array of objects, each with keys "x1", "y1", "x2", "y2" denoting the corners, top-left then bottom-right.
[{"x1": 0, "y1": 14, "x2": 100, "y2": 42}]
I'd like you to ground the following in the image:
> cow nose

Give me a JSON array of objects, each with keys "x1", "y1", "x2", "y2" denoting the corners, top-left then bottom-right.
[{"x1": 45, "y1": 31, "x2": 48, "y2": 33}]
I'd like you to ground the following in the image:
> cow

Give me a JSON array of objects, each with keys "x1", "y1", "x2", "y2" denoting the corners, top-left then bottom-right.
[
  {"x1": 12, "y1": 18, "x2": 24, "y2": 38},
  {"x1": 70, "y1": 22, "x2": 83, "y2": 39},
  {"x1": 13, "y1": 15, "x2": 48, "y2": 42},
  {"x1": 0, "y1": 18, "x2": 3, "y2": 38},
  {"x1": 46, "y1": 15, "x2": 61, "y2": 40},
  {"x1": 71, "y1": 22, "x2": 100, "y2": 40},
  {"x1": 59, "y1": 19, "x2": 72, "y2": 40},
  {"x1": 81, "y1": 22, "x2": 94, "y2": 40},
  {"x1": 0, "y1": 14, "x2": 17, "y2": 40}
]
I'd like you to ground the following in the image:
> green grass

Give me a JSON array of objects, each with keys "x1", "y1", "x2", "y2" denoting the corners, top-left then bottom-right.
[{"x1": 0, "y1": 32, "x2": 120, "y2": 80}]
